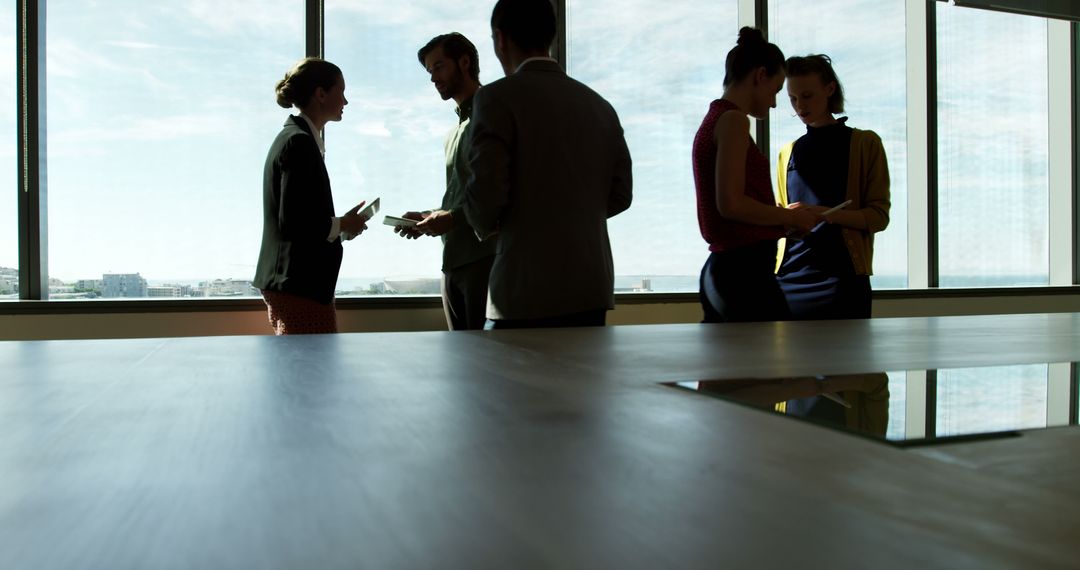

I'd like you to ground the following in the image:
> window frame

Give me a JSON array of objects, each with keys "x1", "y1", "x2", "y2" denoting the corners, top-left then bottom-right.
[{"x1": 7, "y1": 0, "x2": 1079, "y2": 311}]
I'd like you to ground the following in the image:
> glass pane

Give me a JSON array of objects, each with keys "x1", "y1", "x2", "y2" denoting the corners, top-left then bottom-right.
[
  {"x1": 46, "y1": 1, "x2": 303, "y2": 299},
  {"x1": 935, "y1": 364, "x2": 1048, "y2": 436},
  {"x1": 937, "y1": 6, "x2": 1049, "y2": 287},
  {"x1": 568, "y1": 0, "x2": 738, "y2": 293},
  {"x1": 324, "y1": 1, "x2": 503, "y2": 296},
  {"x1": 769, "y1": 0, "x2": 908, "y2": 289},
  {"x1": 1, "y1": 6, "x2": 16, "y2": 299}
]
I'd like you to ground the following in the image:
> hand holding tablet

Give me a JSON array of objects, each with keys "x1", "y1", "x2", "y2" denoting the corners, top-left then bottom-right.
[
  {"x1": 341, "y1": 198, "x2": 378, "y2": 239},
  {"x1": 383, "y1": 215, "x2": 418, "y2": 228},
  {"x1": 785, "y1": 199, "x2": 853, "y2": 238},
  {"x1": 357, "y1": 197, "x2": 381, "y2": 221},
  {"x1": 820, "y1": 199, "x2": 852, "y2": 217}
]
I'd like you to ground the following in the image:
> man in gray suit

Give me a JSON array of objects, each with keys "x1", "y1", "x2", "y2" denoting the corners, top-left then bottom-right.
[{"x1": 462, "y1": 0, "x2": 633, "y2": 329}]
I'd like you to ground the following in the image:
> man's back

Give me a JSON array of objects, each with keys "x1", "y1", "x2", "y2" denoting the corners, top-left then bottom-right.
[{"x1": 463, "y1": 59, "x2": 632, "y2": 321}]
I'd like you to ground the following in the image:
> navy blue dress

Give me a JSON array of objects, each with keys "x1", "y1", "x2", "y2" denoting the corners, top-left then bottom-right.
[{"x1": 778, "y1": 119, "x2": 871, "y2": 320}]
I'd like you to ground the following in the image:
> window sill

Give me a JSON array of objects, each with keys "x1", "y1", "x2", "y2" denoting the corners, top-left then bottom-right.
[{"x1": 1, "y1": 286, "x2": 1078, "y2": 315}]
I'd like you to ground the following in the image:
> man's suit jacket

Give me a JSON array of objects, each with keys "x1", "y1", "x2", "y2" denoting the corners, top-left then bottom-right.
[
  {"x1": 253, "y1": 115, "x2": 343, "y2": 305},
  {"x1": 462, "y1": 59, "x2": 633, "y2": 320}
]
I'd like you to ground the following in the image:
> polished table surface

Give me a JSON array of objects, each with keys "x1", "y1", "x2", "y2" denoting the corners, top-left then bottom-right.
[{"x1": 3, "y1": 314, "x2": 1080, "y2": 569}]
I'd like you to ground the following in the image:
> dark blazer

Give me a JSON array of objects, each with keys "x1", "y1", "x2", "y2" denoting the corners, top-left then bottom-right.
[
  {"x1": 462, "y1": 59, "x2": 633, "y2": 320},
  {"x1": 253, "y1": 116, "x2": 342, "y2": 304}
]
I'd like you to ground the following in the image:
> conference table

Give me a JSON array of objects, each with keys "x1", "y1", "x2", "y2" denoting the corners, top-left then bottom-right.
[{"x1": 2, "y1": 313, "x2": 1080, "y2": 569}]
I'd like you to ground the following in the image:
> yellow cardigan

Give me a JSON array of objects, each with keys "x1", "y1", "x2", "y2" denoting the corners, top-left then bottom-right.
[{"x1": 775, "y1": 128, "x2": 891, "y2": 275}]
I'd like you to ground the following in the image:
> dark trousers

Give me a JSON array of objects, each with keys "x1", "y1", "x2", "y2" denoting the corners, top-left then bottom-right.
[
  {"x1": 485, "y1": 310, "x2": 607, "y2": 330},
  {"x1": 785, "y1": 275, "x2": 872, "y2": 321},
  {"x1": 699, "y1": 241, "x2": 791, "y2": 323},
  {"x1": 442, "y1": 256, "x2": 495, "y2": 331}
]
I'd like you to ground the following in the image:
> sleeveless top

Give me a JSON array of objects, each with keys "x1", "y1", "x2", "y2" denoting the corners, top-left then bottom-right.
[{"x1": 692, "y1": 99, "x2": 784, "y2": 252}]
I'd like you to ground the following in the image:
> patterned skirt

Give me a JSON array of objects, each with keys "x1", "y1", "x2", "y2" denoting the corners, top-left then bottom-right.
[{"x1": 261, "y1": 290, "x2": 338, "y2": 335}]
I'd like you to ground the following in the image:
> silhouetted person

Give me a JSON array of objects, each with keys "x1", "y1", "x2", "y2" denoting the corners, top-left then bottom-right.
[
  {"x1": 692, "y1": 27, "x2": 818, "y2": 323},
  {"x1": 462, "y1": 0, "x2": 632, "y2": 329},
  {"x1": 254, "y1": 58, "x2": 369, "y2": 334},
  {"x1": 394, "y1": 33, "x2": 496, "y2": 330},
  {"x1": 776, "y1": 55, "x2": 891, "y2": 320}
]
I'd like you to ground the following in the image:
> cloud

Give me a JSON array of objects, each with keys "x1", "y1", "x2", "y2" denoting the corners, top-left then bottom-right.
[
  {"x1": 50, "y1": 113, "x2": 230, "y2": 148},
  {"x1": 328, "y1": 0, "x2": 485, "y2": 28},
  {"x1": 178, "y1": 0, "x2": 302, "y2": 38},
  {"x1": 353, "y1": 121, "x2": 393, "y2": 138},
  {"x1": 104, "y1": 40, "x2": 166, "y2": 51}
]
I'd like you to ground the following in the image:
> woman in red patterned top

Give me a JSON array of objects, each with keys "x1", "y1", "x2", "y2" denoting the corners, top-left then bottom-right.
[{"x1": 692, "y1": 27, "x2": 819, "y2": 323}]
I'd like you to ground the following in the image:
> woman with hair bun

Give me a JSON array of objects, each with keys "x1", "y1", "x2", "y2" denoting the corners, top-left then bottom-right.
[
  {"x1": 253, "y1": 57, "x2": 369, "y2": 334},
  {"x1": 775, "y1": 55, "x2": 890, "y2": 320},
  {"x1": 692, "y1": 27, "x2": 820, "y2": 323}
]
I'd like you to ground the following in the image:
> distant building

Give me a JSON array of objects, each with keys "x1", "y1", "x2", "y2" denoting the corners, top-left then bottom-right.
[
  {"x1": 75, "y1": 279, "x2": 104, "y2": 292},
  {"x1": 199, "y1": 279, "x2": 258, "y2": 297},
  {"x1": 614, "y1": 277, "x2": 653, "y2": 293},
  {"x1": 382, "y1": 278, "x2": 442, "y2": 295},
  {"x1": 364, "y1": 282, "x2": 389, "y2": 295},
  {"x1": 147, "y1": 286, "x2": 182, "y2": 298},
  {"x1": 154, "y1": 283, "x2": 195, "y2": 297},
  {"x1": 0, "y1": 267, "x2": 15, "y2": 295},
  {"x1": 103, "y1": 274, "x2": 148, "y2": 298}
]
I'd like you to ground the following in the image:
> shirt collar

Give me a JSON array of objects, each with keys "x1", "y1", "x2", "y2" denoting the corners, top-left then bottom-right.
[
  {"x1": 297, "y1": 112, "x2": 325, "y2": 158},
  {"x1": 455, "y1": 94, "x2": 475, "y2": 123},
  {"x1": 514, "y1": 56, "x2": 558, "y2": 74}
]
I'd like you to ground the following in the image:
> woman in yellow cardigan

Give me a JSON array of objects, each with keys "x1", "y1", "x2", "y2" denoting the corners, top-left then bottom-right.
[{"x1": 775, "y1": 55, "x2": 890, "y2": 320}]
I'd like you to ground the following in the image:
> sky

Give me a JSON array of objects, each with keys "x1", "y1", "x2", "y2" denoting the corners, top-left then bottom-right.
[
  {"x1": 1, "y1": 5, "x2": 14, "y2": 275},
  {"x1": 0, "y1": 0, "x2": 1055, "y2": 289}
]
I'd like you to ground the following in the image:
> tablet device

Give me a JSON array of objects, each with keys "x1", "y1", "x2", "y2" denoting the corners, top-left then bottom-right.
[
  {"x1": 821, "y1": 200, "x2": 852, "y2": 216},
  {"x1": 383, "y1": 215, "x2": 418, "y2": 228},
  {"x1": 358, "y1": 197, "x2": 381, "y2": 221}
]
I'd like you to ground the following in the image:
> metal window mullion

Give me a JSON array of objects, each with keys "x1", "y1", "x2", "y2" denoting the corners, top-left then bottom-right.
[
  {"x1": 305, "y1": 0, "x2": 322, "y2": 58},
  {"x1": 305, "y1": 0, "x2": 323, "y2": 145},
  {"x1": 754, "y1": 0, "x2": 768, "y2": 155},
  {"x1": 1048, "y1": 20, "x2": 1073, "y2": 286},
  {"x1": 905, "y1": 369, "x2": 928, "y2": 439},
  {"x1": 925, "y1": 1, "x2": 940, "y2": 288},
  {"x1": 554, "y1": 0, "x2": 567, "y2": 69},
  {"x1": 925, "y1": 369, "x2": 938, "y2": 437},
  {"x1": 1047, "y1": 362, "x2": 1072, "y2": 427},
  {"x1": 1070, "y1": 362, "x2": 1078, "y2": 425},
  {"x1": 736, "y1": 0, "x2": 764, "y2": 147},
  {"x1": 906, "y1": 0, "x2": 932, "y2": 290},
  {"x1": 1074, "y1": 23, "x2": 1080, "y2": 286},
  {"x1": 17, "y1": 0, "x2": 47, "y2": 301}
]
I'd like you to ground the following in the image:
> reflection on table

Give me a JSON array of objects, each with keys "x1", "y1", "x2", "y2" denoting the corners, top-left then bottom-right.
[
  {"x1": 671, "y1": 362, "x2": 1077, "y2": 446},
  {"x1": 679, "y1": 373, "x2": 889, "y2": 438}
]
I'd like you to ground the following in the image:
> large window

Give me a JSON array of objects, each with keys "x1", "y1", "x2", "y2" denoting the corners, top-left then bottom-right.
[
  {"x1": 769, "y1": 0, "x2": 909, "y2": 289},
  {"x1": 45, "y1": 0, "x2": 303, "y2": 298},
  {"x1": 1, "y1": 6, "x2": 16, "y2": 299},
  {"x1": 568, "y1": 0, "x2": 739, "y2": 293},
  {"x1": 936, "y1": 6, "x2": 1049, "y2": 287},
  {"x1": 324, "y1": 1, "x2": 505, "y2": 296},
  {"x1": 2, "y1": 2, "x2": 1076, "y2": 303}
]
